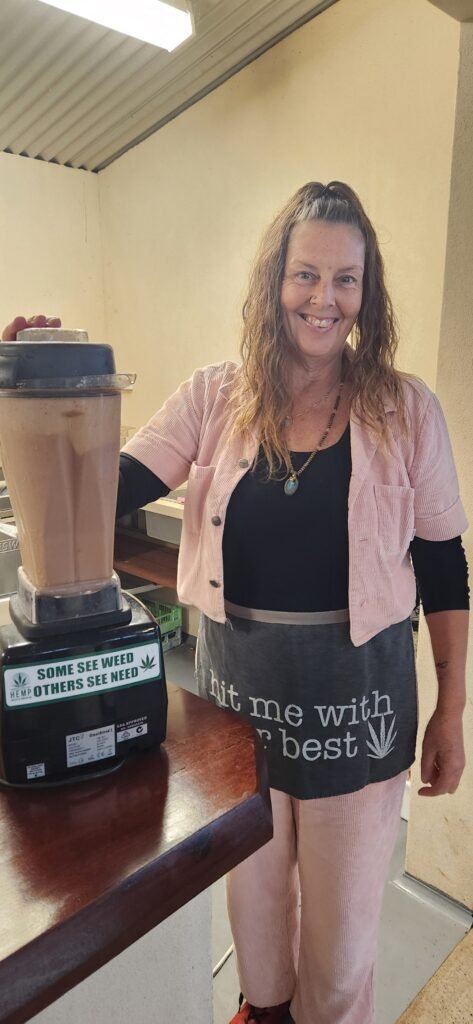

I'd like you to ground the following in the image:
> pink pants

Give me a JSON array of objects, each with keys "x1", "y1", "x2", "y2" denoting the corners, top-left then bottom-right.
[{"x1": 227, "y1": 771, "x2": 407, "y2": 1024}]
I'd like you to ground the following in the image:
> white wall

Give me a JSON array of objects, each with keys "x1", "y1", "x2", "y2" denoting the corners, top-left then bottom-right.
[{"x1": 0, "y1": 152, "x2": 105, "y2": 339}]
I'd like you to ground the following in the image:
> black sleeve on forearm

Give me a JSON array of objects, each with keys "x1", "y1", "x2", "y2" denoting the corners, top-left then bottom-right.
[
  {"x1": 116, "y1": 453, "x2": 170, "y2": 518},
  {"x1": 410, "y1": 535, "x2": 470, "y2": 614}
]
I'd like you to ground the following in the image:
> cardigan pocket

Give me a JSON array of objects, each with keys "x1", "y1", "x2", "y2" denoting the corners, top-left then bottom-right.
[
  {"x1": 185, "y1": 462, "x2": 216, "y2": 535},
  {"x1": 374, "y1": 483, "x2": 415, "y2": 556}
]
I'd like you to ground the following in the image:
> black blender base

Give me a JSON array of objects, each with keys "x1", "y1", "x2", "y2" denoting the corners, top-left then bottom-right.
[
  {"x1": 9, "y1": 592, "x2": 132, "y2": 640},
  {"x1": 0, "y1": 594, "x2": 167, "y2": 787}
]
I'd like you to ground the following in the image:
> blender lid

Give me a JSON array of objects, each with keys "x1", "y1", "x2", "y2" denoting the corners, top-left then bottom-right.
[
  {"x1": 14, "y1": 373, "x2": 136, "y2": 392},
  {"x1": 16, "y1": 328, "x2": 90, "y2": 344},
  {"x1": 0, "y1": 328, "x2": 135, "y2": 392}
]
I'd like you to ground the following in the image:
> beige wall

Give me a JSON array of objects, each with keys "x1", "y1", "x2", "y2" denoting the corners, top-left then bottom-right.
[
  {"x1": 99, "y1": 0, "x2": 460, "y2": 432},
  {"x1": 406, "y1": 22, "x2": 473, "y2": 909},
  {"x1": 0, "y1": 152, "x2": 105, "y2": 339}
]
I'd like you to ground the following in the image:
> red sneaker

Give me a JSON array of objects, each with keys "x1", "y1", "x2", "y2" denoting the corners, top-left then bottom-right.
[{"x1": 229, "y1": 995, "x2": 292, "y2": 1023}]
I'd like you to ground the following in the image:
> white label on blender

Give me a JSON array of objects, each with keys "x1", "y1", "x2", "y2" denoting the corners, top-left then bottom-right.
[
  {"x1": 26, "y1": 763, "x2": 46, "y2": 780},
  {"x1": 4, "y1": 641, "x2": 161, "y2": 709},
  {"x1": 66, "y1": 725, "x2": 115, "y2": 767}
]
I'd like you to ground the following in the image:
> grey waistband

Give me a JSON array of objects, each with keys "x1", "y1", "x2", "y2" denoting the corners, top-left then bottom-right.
[{"x1": 224, "y1": 601, "x2": 350, "y2": 626}]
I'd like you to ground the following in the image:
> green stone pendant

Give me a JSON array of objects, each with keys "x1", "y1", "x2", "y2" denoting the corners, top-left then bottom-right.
[{"x1": 284, "y1": 474, "x2": 299, "y2": 496}]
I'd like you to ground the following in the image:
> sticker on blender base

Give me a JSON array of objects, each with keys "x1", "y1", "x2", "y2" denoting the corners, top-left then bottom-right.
[
  {"x1": 66, "y1": 725, "x2": 115, "y2": 768},
  {"x1": 4, "y1": 641, "x2": 161, "y2": 709},
  {"x1": 26, "y1": 763, "x2": 46, "y2": 780},
  {"x1": 117, "y1": 716, "x2": 148, "y2": 742}
]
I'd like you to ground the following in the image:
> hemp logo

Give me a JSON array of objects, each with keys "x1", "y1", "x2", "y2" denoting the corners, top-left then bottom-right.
[
  {"x1": 140, "y1": 654, "x2": 156, "y2": 671},
  {"x1": 366, "y1": 715, "x2": 397, "y2": 759},
  {"x1": 8, "y1": 670, "x2": 32, "y2": 703},
  {"x1": 13, "y1": 672, "x2": 29, "y2": 688}
]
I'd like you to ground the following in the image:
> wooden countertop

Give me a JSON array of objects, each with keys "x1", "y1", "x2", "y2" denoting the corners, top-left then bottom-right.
[{"x1": 0, "y1": 684, "x2": 272, "y2": 1024}]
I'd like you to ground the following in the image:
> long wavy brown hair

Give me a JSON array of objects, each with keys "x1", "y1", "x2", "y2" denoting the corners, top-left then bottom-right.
[{"x1": 231, "y1": 181, "x2": 408, "y2": 475}]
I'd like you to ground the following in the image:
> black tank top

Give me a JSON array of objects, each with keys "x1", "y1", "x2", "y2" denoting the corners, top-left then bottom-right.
[{"x1": 222, "y1": 426, "x2": 352, "y2": 611}]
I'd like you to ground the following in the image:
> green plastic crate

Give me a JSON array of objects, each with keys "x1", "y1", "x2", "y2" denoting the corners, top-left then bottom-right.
[
  {"x1": 143, "y1": 601, "x2": 183, "y2": 652},
  {"x1": 150, "y1": 602, "x2": 182, "y2": 635}
]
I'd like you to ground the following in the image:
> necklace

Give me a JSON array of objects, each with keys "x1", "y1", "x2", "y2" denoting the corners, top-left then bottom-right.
[
  {"x1": 284, "y1": 376, "x2": 340, "y2": 424},
  {"x1": 283, "y1": 380, "x2": 344, "y2": 496}
]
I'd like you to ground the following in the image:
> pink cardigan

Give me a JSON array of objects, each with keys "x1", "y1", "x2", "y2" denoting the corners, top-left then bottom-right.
[{"x1": 124, "y1": 360, "x2": 467, "y2": 646}]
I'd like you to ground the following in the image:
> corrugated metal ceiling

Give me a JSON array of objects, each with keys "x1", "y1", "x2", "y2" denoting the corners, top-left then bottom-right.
[{"x1": 0, "y1": 0, "x2": 336, "y2": 172}]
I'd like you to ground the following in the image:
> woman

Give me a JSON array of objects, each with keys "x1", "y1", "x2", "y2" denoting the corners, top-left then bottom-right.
[{"x1": 5, "y1": 182, "x2": 469, "y2": 1024}]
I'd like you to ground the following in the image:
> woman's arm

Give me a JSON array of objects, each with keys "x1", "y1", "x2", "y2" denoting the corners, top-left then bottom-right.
[
  {"x1": 117, "y1": 453, "x2": 170, "y2": 518},
  {"x1": 424, "y1": 609, "x2": 468, "y2": 717},
  {"x1": 418, "y1": 609, "x2": 468, "y2": 797},
  {"x1": 410, "y1": 535, "x2": 469, "y2": 796}
]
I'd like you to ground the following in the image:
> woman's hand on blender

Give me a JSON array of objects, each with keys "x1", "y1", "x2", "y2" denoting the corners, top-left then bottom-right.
[{"x1": 1, "y1": 315, "x2": 61, "y2": 341}]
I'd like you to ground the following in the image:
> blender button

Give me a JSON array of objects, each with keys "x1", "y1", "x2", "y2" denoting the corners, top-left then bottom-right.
[
  {"x1": 209, "y1": 579, "x2": 221, "y2": 588},
  {"x1": 211, "y1": 515, "x2": 222, "y2": 526}
]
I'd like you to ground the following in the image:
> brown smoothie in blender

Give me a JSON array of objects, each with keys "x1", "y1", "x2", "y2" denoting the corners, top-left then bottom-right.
[{"x1": 0, "y1": 392, "x2": 120, "y2": 591}]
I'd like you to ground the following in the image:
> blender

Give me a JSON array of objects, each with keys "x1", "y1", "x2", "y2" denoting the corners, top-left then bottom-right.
[{"x1": 0, "y1": 328, "x2": 167, "y2": 786}]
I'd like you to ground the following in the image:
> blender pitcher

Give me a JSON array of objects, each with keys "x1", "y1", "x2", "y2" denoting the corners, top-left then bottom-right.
[{"x1": 0, "y1": 328, "x2": 135, "y2": 635}]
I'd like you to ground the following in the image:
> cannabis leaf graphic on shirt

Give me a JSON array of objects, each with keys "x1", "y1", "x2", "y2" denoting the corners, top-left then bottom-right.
[
  {"x1": 140, "y1": 654, "x2": 156, "y2": 671},
  {"x1": 366, "y1": 715, "x2": 397, "y2": 759}
]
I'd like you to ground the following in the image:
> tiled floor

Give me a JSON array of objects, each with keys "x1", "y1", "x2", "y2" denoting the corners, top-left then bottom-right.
[{"x1": 165, "y1": 642, "x2": 472, "y2": 1024}]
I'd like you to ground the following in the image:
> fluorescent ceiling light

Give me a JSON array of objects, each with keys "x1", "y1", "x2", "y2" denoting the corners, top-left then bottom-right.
[{"x1": 35, "y1": 0, "x2": 193, "y2": 52}]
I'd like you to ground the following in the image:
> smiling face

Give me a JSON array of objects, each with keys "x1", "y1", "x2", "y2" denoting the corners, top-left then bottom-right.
[{"x1": 280, "y1": 219, "x2": 365, "y2": 367}]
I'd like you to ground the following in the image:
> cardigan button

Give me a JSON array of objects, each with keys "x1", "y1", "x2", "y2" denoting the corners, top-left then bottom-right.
[
  {"x1": 238, "y1": 458, "x2": 249, "y2": 468},
  {"x1": 211, "y1": 515, "x2": 222, "y2": 526},
  {"x1": 209, "y1": 579, "x2": 221, "y2": 588}
]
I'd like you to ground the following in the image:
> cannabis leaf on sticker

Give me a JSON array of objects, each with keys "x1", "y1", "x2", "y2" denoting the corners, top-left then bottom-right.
[
  {"x1": 13, "y1": 673, "x2": 28, "y2": 687},
  {"x1": 140, "y1": 654, "x2": 156, "y2": 671},
  {"x1": 366, "y1": 715, "x2": 397, "y2": 759}
]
